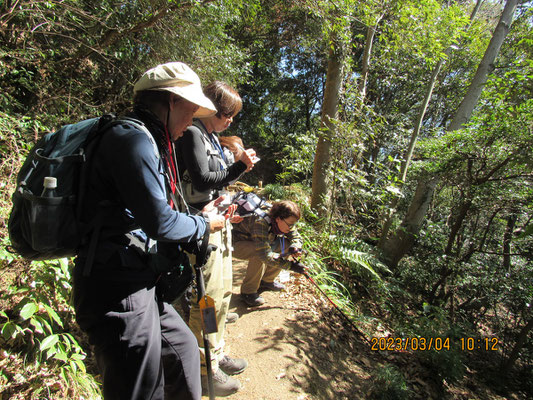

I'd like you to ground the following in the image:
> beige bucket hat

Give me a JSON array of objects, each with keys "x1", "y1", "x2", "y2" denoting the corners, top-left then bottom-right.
[{"x1": 134, "y1": 62, "x2": 217, "y2": 118}]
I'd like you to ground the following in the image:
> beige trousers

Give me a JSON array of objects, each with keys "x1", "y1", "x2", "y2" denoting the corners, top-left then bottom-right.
[
  {"x1": 233, "y1": 240, "x2": 282, "y2": 295},
  {"x1": 188, "y1": 221, "x2": 233, "y2": 374}
]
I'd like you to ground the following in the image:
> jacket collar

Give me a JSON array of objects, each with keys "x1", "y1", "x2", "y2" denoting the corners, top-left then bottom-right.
[{"x1": 131, "y1": 106, "x2": 166, "y2": 145}]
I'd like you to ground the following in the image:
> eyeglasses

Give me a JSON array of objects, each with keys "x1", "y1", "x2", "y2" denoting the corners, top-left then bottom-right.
[
  {"x1": 218, "y1": 112, "x2": 234, "y2": 119},
  {"x1": 281, "y1": 219, "x2": 297, "y2": 228}
]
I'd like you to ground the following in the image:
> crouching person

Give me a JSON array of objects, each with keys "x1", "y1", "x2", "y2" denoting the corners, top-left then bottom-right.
[{"x1": 232, "y1": 200, "x2": 306, "y2": 307}]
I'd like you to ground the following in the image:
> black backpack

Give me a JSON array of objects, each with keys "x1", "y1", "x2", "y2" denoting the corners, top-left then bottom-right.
[{"x1": 7, "y1": 114, "x2": 149, "y2": 261}]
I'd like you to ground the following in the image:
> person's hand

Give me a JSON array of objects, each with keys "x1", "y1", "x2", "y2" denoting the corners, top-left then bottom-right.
[
  {"x1": 207, "y1": 213, "x2": 225, "y2": 233},
  {"x1": 289, "y1": 260, "x2": 307, "y2": 274},
  {"x1": 289, "y1": 247, "x2": 303, "y2": 258},
  {"x1": 202, "y1": 196, "x2": 225, "y2": 213},
  {"x1": 239, "y1": 148, "x2": 258, "y2": 172},
  {"x1": 224, "y1": 204, "x2": 237, "y2": 220},
  {"x1": 202, "y1": 198, "x2": 224, "y2": 233},
  {"x1": 230, "y1": 215, "x2": 244, "y2": 224}
]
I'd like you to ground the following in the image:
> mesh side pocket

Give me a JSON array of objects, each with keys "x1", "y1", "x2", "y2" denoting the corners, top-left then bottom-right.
[{"x1": 20, "y1": 191, "x2": 80, "y2": 259}]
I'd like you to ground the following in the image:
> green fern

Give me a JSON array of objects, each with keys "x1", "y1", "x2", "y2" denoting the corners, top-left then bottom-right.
[
  {"x1": 327, "y1": 235, "x2": 390, "y2": 283},
  {"x1": 336, "y1": 247, "x2": 385, "y2": 281}
]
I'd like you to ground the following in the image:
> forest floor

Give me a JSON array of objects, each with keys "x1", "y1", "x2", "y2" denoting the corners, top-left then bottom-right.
[
  {"x1": 213, "y1": 259, "x2": 526, "y2": 400},
  {"x1": 212, "y1": 259, "x2": 371, "y2": 400},
  {"x1": 0, "y1": 258, "x2": 528, "y2": 399}
]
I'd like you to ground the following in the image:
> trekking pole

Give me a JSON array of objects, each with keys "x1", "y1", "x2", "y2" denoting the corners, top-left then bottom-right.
[
  {"x1": 301, "y1": 270, "x2": 369, "y2": 343},
  {"x1": 193, "y1": 239, "x2": 218, "y2": 400},
  {"x1": 194, "y1": 261, "x2": 215, "y2": 400}
]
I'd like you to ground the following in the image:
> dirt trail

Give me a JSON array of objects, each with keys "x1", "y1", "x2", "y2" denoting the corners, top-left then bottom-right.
[
  {"x1": 202, "y1": 260, "x2": 373, "y2": 400},
  {"x1": 203, "y1": 260, "x2": 527, "y2": 400}
]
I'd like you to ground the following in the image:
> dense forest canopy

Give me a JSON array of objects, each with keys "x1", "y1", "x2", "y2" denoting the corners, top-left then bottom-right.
[{"x1": 1, "y1": 0, "x2": 532, "y2": 398}]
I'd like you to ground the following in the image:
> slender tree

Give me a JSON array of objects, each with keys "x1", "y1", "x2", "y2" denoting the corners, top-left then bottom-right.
[
  {"x1": 380, "y1": 0, "x2": 520, "y2": 267},
  {"x1": 311, "y1": 40, "x2": 345, "y2": 212},
  {"x1": 379, "y1": 0, "x2": 483, "y2": 245},
  {"x1": 449, "y1": 0, "x2": 521, "y2": 130},
  {"x1": 311, "y1": 0, "x2": 388, "y2": 213},
  {"x1": 358, "y1": 14, "x2": 383, "y2": 100}
]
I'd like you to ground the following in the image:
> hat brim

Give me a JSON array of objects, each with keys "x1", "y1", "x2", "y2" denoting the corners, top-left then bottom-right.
[{"x1": 155, "y1": 86, "x2": 217, "y2": 118}]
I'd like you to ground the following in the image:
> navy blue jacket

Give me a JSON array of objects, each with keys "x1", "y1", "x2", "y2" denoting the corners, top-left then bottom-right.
[{"x1": 78, "y1": 109, "x2": 206, "y2": 275}]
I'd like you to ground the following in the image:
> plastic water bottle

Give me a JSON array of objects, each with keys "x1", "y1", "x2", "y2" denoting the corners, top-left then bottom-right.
[
  {"x1": 41, "y1": 177, "x2": 57, "y2": 197},
  {"x1": 34, "y1": 176, "x2": 59, "y2": 250}
]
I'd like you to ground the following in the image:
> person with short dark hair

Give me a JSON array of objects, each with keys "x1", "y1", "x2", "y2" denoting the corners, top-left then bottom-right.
[
  {"x1": 175, "y1": 81, "x2": 256, "y2": 396},
  {"x1": 72, "y1": 62, "x2": 226, "y2": 400},
  {"x1": 232, "y1": 200, "x2": 305, "y2": 307}
]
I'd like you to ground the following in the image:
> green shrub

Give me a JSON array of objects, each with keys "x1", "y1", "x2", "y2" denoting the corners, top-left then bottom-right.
[
  {"x1": 418, "y1": 345, "x2": 465, "y2": 385},
  {"x1": 400, "y1": 307, "x2": 466, "y2": 385},
  {"x1": 0, "y1": 256, "x2": 101, "y2": 398},
  {"x1": 260, "y1": 183, "x2": 290, "y2": 201},
  {"x1": 369, "y1": 364, "x2": 411, "y2": 400}
]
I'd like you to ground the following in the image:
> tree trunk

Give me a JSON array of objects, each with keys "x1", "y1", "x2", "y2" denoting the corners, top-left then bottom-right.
[
  {"x1": 449, "y1": 0, "x2": 520, "y2": 131},
  {"x1": 461, "y1": 208, "x2": 499, "y2": 263},
  {"x1": 503, "y1": 213, "x2": 517, "y2": 271},
  {"x1": 445, "y1": 199, "x2": 473, "y2": 255},
  {"x1": 427, "y1": 198, "x2": 473, "y2": 302},
  {"x1": 380, "y1": 0, "x2": 518, "y2": 266},
  {"x1": 380, "y1": 177, "x2": 438, "y2": 267},
  {"x1": 311, "y1": 43, "x2": 344, "y2": 212},
  {"x1": 358, "y1": 15, "x2": 382, "y2": 100},
  {"x1": 501, "y1": 317, "x2": 533, "y2": 375}
]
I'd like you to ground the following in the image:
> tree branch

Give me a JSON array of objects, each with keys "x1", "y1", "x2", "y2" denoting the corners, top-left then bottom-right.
[
  {"x1": 72, "y1": 0, "x2": 217, "y2": 61},
  {"x1": 477, "y1": 250, "x2": 529, "y2": 256},
  {"x1": 475, "y1": 156, "x2": 511, "y2": 184},
  {"x1": 486, "y1": 173, "x2": 533, "y2": 182}
]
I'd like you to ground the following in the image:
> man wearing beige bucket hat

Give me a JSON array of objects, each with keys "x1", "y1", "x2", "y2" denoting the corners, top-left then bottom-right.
[
  {"x1": 133, "y1": 62, "x2": 217, "y2": 122},
  {"x1": 72, "y1": 62, "x2": 225, "y2": 400}
]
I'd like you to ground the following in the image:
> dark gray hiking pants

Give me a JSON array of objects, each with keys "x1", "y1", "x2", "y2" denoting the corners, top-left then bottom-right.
[{"x1": 73, "y1": 261, "x2": 201, "y2": 400}]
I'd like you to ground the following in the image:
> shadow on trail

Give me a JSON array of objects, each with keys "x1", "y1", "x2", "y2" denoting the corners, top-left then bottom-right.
[
  {"x1": 229, "y1": 259, "x2": 286, "y2": 317},
  {"x1": 229, "y1": 296, "x2": 372, "y2": 396},
  {"x1": 262, "y1": 307, "x2": 370, "y2": 399},
  {"x1": 229, "y1": 295, "x2": 285, "y2": 316},
  {"x1": 229, "y1": 259, "x2": 375, "y2": 398}
]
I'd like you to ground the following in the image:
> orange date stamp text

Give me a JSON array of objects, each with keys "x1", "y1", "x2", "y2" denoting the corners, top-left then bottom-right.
[{"x1": 370, "y1": 337, "x2": 500, "y2": 352}]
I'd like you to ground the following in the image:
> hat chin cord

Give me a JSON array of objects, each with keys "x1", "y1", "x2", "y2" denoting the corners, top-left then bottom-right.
[{"x1": 165, "y1": 104, "x2": 171, "y2": 136}]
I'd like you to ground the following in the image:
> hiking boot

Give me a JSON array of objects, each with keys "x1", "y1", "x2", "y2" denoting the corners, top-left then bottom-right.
[
  {"x1": 241, "y1": 293, "x2": 265, "y2": 307},
  {"x1": 259, "y1": 280, "x2": 286, "y2": 292},
  {"x1": 219, "y1": 355, "x2": 248, "y2": 375},
  {"x1": 201, "y1": 369, "x2": 241, "y2": 397},
  {"x1": 225, "y1": 312, "x2": 239, "y2": 324}
]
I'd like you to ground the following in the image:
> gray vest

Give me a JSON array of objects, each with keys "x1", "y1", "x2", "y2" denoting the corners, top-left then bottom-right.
[{"x1": 182, "y1": 126, "x2": 228, "y2": 205}]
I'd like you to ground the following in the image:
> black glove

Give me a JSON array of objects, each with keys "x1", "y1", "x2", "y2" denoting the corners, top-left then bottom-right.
[
  {"x1": 288, "y1": 246, "x2": 302, "y2": 255},
  {"x1": 289, "y1": 260, "x2": 307, "y2": 274}
]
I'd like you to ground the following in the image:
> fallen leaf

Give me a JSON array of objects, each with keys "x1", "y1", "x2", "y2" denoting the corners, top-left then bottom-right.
[{"x1": 276, "y1": 372, "x2": 286, "y2": 380}]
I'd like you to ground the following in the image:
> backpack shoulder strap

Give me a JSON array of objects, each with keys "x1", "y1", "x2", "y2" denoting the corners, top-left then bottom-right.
[
  {"x1": 194, "y1": 122, "x2": 227, "y2": 169},
  {"x1": 102, "y1": 117, "x2": 160, "y2": 159},
  {"x1": 81, "y1": 115, "x2": 159, "y2": 277}
]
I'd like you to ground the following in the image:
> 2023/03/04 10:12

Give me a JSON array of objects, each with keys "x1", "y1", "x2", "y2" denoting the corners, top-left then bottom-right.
[{"x1": 370, "y1": 336, "x2": 500, "y2": 352}]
